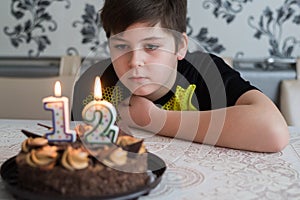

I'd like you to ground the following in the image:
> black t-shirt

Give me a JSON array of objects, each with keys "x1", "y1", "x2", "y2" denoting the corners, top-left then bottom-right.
[
  {"x1": 159, "y1": 51, "x2": 258, "y2": 110},
  {"x1": 72, "y1": 51, "x2": 257, "y2": 120}
]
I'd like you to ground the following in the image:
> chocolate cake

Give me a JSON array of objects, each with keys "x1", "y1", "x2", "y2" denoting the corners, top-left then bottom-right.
[{"x1": 15, "y1": 126, "x2": 150, "y2": 197}]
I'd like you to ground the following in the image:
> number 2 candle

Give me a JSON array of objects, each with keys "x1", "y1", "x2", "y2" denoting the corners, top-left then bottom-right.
[
  {"x1": 43, "y1": 81, "x2": 76, "y2": 142},
  {"x1": 82, "y1": 76, "x2": 119, "y2": 144}
]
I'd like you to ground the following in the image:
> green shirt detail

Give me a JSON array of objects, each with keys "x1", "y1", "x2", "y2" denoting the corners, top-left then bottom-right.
[
  {"x1": 162, "y1": 84, "x2": 197, "y2": 111},
  {"x1": 82, "y1": 86, "x2": 124, "y2": 108}
]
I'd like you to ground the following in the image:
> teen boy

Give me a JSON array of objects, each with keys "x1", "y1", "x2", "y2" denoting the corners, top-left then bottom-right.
[{"x1": 73, "y1": 0, "x2": 289, "y2": 152}]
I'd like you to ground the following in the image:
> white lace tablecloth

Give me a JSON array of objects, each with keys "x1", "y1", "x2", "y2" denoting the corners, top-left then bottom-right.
[{"x1": 1, "y1": 119, "x2": 300, "y2": 200}]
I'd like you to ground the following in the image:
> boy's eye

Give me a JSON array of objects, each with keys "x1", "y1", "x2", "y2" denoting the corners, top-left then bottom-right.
[
  {"x1": 114, "y1": 44, "x2": 129, "y2": 50},
  {"x1": 145, "y1": 44, "x2": 159, "y2": 50}
]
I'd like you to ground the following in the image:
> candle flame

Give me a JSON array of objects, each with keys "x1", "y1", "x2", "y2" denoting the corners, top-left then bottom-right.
[
  {"x1": 54, "y1": 81, "x2": 62, "y2": 97},
  {"x1": 94, "y1": 76, "x2": 102, "y2": 100}
]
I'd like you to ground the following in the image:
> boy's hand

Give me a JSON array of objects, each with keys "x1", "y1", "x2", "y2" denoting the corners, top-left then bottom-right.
[{"x1": 117, "y1": 96, "x2": 166, "y2": 133}]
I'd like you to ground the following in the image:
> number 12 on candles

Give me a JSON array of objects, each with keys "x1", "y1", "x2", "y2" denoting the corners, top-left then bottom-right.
[{"x1": 43, "y1": 81, "x2": 76, "y2": 142}]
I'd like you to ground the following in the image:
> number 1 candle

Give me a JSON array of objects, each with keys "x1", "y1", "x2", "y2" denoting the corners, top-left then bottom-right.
[
  {"x1": 82, "y1": 76, "x2": 119, "y2": 144},
  {"x1": 43, "y1": 81, "x2": 76, "y2": 142}
]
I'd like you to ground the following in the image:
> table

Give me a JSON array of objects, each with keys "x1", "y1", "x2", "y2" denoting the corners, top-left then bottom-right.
[{"x1": 1, "y1": 119, "x2": 300, "y2": 199}]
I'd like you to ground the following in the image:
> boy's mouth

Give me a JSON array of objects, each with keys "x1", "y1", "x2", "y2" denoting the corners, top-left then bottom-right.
[{"x1": 129, "y1": 76, "x2": 148, "y2": 83}]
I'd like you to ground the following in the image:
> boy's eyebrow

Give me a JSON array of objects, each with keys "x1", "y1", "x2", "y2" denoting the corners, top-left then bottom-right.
[
  {"x1": 110, "y1": 36, "x2": 166, "y2": 42},
  {"x1": 141, "y1": 37, "x2": 165, "y2": 42},
  {"x1": 109, "y1": 37, "x2": 127, "y2": 42}
]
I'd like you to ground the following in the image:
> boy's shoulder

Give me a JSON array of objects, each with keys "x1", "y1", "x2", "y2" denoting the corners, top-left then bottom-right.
[
  {"x1": 182, "y1": 51, "x2": 225, "y2": 66},
  {"x1": 79, "y1": 58, "x2": 112, "y2": 80},
  {"x1": 78, "y1": 58, "x2": 118, "y2": 87},
  {"x1": 179, "y1": 51, "x2": 230, "y2": 74}
]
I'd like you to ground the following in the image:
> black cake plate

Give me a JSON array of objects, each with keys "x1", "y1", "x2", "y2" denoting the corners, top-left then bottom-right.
[{"x1": 0, "y1": 153, "x2": 166, "y2": 200}]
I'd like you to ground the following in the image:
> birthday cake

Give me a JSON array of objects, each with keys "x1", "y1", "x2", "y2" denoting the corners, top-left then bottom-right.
[{"x1": 15, "y1": 126, "x2": 150, "y2": 197}]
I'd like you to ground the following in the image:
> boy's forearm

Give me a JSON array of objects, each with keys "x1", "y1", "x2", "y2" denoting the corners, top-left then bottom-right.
[{"x1": 157, "y1": 105, "x2": 289, "y2": 152}]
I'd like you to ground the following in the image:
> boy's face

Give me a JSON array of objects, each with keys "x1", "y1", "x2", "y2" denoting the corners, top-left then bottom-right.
[{"x1": 109, "y1": 23, "x2": 187, "y2": 101}]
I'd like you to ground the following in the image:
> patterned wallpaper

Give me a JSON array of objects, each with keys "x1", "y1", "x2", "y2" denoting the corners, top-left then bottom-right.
[{"x1": 1, "y1": 0, "x2": 299, "y2": 59}]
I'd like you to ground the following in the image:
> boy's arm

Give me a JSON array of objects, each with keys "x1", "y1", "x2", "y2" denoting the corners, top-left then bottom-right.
[
  {"x1": 118, "y1": 90, "x2": 289, "y2": 152},
  {"x1": 160, "y1": 89, "x2": 289, "y2": 152}
]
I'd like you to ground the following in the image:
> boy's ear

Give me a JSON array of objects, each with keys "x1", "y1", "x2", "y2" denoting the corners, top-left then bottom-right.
[{"x1": 177, "y1": 33, "x2": 188, "y2": 60}]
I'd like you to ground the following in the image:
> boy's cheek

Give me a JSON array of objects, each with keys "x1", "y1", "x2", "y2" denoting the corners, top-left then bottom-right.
[{"x1": 111, "y1": 51, "x2": 130, "y2": 63}]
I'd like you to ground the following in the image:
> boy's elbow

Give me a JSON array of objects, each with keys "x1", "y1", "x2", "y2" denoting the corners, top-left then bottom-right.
[{"x1": 263, "y1": 123, "x2": 290, "y2": 153}]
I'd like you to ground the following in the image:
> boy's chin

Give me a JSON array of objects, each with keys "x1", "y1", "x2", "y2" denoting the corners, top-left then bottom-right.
[
  {"x1": 130, "y1": 87, "x2": 155, "y2": 97},
  {"x1": 131, "y1": 90, "x2": 153, "y2": 97},
  {"x1": 128, "y1": 84, "x2": 168, "y2": 100}
]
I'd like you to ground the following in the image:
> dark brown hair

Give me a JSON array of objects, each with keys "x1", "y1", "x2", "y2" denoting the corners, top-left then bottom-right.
[{"x1": 100, "y1": 0, "x2": 187, "y2": 38}]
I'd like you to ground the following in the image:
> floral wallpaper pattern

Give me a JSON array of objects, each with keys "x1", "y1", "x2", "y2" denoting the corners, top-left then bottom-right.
[
  {"x1": 68, "y1": 3, "x2": 108, "y2": 57},
  {"x1": 1, "y1": 0, "x2": 299, "y2": 59},
  {"x1": 3, "y1": 0, "x2": 71, "y2": 57},
  {"x1": 248, "y1": 0, "x2": 300, "y2": 58},
  {"x1": 202, "y1": 0, "x2": 253, "y2": 24}
]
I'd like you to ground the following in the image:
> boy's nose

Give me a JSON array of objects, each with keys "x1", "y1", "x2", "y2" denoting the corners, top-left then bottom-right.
[{"x1": 128, "y1": 49, "x2": 144, "y2": 68}]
